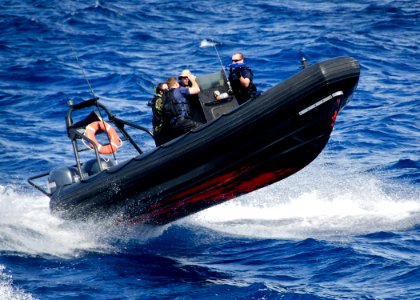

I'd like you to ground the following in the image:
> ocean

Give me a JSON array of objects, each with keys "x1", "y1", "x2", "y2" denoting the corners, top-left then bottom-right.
[{"x1": 0, "y1": 0, "x2": 419, "y2": 299}]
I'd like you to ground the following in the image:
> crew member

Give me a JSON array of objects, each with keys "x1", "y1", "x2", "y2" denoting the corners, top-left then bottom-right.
[
  {"x1": 228, "y1": 52, "x2": 257, "y2": 104},
  {"x1": 164, "y1": 74, "x2": 202, "y2": 139},
  {"x1": 178, "y1": 69, "x2": 193, "y2": 87},
  {"x1": 148, "y1": 82, "x2": 168, "y2": 146}
]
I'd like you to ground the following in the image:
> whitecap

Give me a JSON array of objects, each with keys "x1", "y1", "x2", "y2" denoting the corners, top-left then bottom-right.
[
  {"x1": 0, "y1": 265, "x2": 35, "y2": 300},
  {"x1": 200, "y1": 39, "x2": 217, "y2": 48}
]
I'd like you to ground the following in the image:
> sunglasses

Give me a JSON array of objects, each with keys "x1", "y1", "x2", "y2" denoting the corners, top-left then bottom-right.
[{"x1": 232, "y1": 59, "x2": 241, "y2": 62}]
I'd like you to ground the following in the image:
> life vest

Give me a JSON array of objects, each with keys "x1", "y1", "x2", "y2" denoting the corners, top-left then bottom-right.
[
  {"x1": 229, "y1": 65, "x2": 257, "y2": 104},
  {"x1": 162, "y1": 88, "x2": 190, "y2": 126}
]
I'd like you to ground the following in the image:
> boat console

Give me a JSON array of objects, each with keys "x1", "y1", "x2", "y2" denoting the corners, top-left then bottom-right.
[{"x1": 195, "y1": 70, "x2": 239, "y2": 122}]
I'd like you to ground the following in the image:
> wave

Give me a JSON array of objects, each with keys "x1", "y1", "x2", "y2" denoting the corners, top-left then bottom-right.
[
  {"x1": 187, "y1": 163, "x2": 420, "y2": 240},
  {"x1": 0, "y1": 185, "x2": 101, "y2": 258},
  {"x1": 200, "y1": 39, "x2": 218, "y2": 48},
  {"x1": 0, "y1": 265, "x2": 35, "y2": 300},
  {"x1": 0, "y1": 185, "x2": 166, "y2": 259}
]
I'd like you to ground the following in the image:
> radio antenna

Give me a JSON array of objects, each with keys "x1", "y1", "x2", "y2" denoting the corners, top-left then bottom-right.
[
  {"x1": 65, "y1": 34, "x2": 96, "y2": 99},
  {"x1": 211, "y1": 41, "x2": 233, "y2": 94},
  {"x1": 64, "y1": 34, "x2": 117, "y2": 160}
]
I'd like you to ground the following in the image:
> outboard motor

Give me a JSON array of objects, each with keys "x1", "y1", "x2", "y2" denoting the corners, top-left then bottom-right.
[
  {"x1": 82, "y1": 158, "x2": 116, "y2": 176},
  {"x1": 47, "y1": 159, "x2": 116, "y2": 193},
  {"x1": 48, "y1": 167, "x2": 80, "y2": 193}
]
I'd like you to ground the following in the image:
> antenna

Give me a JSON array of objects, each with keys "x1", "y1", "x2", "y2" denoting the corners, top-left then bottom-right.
[
  {"x1": 211, "y1": 41, "x2": 233, "y2": 94},
  {"x1": 65, "y1": 33, "x2": 97, "y2": 98},
  {"x1": 64, "y1": 34, "x2": 117, "y2": 160}
]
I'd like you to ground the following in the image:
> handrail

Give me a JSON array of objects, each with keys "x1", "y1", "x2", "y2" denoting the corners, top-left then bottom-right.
[
  {"x1": 68, "y1": 128, "x2": 103, "y2": 179},
  {"x1": 68, "y1": 97, "x2": 99, "y2": 110},
  {"x1": 112, "y1": 116, "x2": 154, "y2": 154},
  {"x1": 27, "y1": 172, "x2": 51, "y2": 196}
]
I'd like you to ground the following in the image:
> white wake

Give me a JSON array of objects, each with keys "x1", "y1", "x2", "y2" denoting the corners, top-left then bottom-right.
[
  {"x1": 187, "y1": 164, "x2": 420, "y2": 240},
  {"x1": 0, "y1": 185, "x2": 166, "y2": 258}
]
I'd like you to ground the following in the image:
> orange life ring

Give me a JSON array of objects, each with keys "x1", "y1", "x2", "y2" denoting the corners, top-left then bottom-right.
[{"x1": 84, "y1": 121, "x2": 120, "y2": 154}]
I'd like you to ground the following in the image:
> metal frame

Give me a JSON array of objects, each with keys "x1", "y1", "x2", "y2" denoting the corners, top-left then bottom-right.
[{"x1": 27, "y1": 97, "x2": 154, "y2": 196}]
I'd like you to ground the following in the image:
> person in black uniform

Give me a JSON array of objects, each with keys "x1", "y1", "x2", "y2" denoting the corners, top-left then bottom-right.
[
  {"x1": 164, "y1": 76, "x2": 202, "y2": 138},
  {"x1": 228, "y1": 52, "x2": 257, "y2": 105}
]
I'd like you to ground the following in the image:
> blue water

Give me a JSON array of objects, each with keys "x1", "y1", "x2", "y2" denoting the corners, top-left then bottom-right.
[{"x1": 0, "y1": 0, "x2": 419, "y2": 299}]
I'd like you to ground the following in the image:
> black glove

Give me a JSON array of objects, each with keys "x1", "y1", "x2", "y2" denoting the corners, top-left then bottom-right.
[{"x1": 233, "y1": 67, "x2": 242, "y2": 79}]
